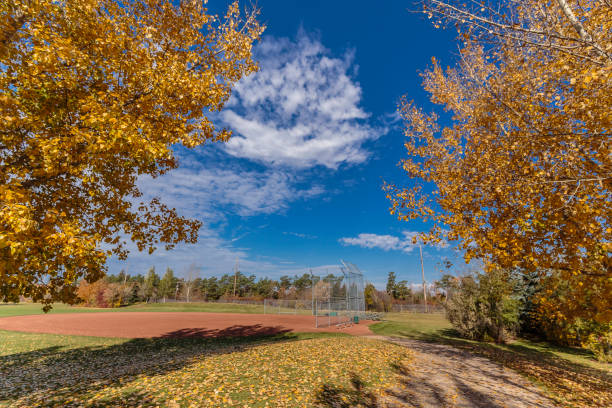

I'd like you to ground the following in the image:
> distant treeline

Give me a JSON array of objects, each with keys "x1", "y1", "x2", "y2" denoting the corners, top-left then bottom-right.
[
  {"x1": 76, "y1": 268, "x2": 445, "y2": 311},
  {"x1": 76, "y1": 267, "x2": 348, "y2": 308}
]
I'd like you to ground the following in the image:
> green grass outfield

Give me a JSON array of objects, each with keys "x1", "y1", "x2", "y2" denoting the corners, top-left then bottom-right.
[{"x1": 0, "y1": 301, "x2": 268, "y2": 318}]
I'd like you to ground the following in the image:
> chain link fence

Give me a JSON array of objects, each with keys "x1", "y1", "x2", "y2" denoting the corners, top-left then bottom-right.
[
  {"x1": 390, "y1": 304, "x2": 444, "y2": 313},
  {"x1": 263, "y1": 299, "x2": 313, "y2": 315},
  {"x1": 314, "y1": 298, "x2": 353, "y2": 328},
  {"x1": 263, "y1": 260, "x2": 367, "y2": 328}
]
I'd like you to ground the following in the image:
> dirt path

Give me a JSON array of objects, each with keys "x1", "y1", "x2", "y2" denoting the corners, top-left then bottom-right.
[{"x1": 373, "y1": 336, "x2": 556, "y2": 408}]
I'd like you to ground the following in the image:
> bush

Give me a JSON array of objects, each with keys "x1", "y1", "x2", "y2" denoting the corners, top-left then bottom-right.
[
  {"x1": 583, "y1": 324, "x2": 612, "y2": 363},
  {"x1": 532, "y1": 272, "x2": 612, "y2": 362},
  {"x1": 442, "y1": 269, "x2": 520, "y2": 343},
  {"x1": 538, "y1": 314, "x2": 612, "y2": 362}
]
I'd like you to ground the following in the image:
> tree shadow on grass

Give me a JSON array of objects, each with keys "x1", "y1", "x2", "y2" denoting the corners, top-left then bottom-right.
[
  {"x1": 0, "y1": 325, "x2": 295, "y2": 407},
  {"x1": 159, "y1": 324, "x2": 290, "y2": 338},
  {"x1": 314, "y1": 373, "x2": 379, "y2": 408},
  {"x1": 314, "y1": 368, "x2": 510, "y2": 408},
  {"x1": 388, "y1": 329, "x2": 611, "y2": 407},
  {"x1": 316, "y1": 359, "x2": 551, "y2": 408}
]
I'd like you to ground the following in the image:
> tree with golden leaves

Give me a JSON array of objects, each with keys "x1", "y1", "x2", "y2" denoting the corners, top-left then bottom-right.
[
  {"x1": 0, "y1": 0, "x2": 263, "y2": 310},
  {"x1": 387, "y1": 0, "x2": 611, "y2": 322}
]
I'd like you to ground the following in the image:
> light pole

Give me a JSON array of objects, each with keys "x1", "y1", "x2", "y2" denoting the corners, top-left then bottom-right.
[{"x1": 232, "y1": 257, "x2": 238, "y2": 298}]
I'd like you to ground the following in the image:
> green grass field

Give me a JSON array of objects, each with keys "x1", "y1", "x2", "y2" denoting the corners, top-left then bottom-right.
[
  {"x1": 0, "y1": 328, "x2": 409, "y2": 407},
  {"x1": 0, "y1": 301, "x2": 318, "y2": 318},
  {"x1": 370, "y1": 312, "x2": 611, "y2": 407},
  {"x1": 0, "y1": 301, "x2": 268, "y2": 318}
]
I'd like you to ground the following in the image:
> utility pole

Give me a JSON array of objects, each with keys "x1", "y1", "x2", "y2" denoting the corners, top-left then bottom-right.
[
  {"x1": 232, "y1": 257, "x2": 238, "y2": 298},
  {"x1": 419, "y1": 244, "x2": 428, "y2": 312},
  {"x1": 310, "y1": 268, "x2": 314, "y2": 315}
]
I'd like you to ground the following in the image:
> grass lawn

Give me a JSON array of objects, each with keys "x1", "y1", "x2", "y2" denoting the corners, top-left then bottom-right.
[
  {"x1": 0, "y1": 328, "x2": 410, "y2": 407},
  {"x1": 371, "y1": 312, "x2": 453, "y2": 337},
  {"x1": 0, "y1": 301, "x2": 267, "y2": 318},
  {"x1": 371, "y1": 313, "x2": 612, "y2": 408}
]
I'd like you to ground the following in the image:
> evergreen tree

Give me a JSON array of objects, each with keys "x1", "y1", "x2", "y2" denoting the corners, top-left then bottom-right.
[
  {"x1": 386, "y1": 272, "x2": 397, "y2": 298},
  {"x1": 158, "y1": 268, "x2": 177, "y2": 303},
  {"x1": 143, "y1": 267, "x2": 160, "y2": 302}
]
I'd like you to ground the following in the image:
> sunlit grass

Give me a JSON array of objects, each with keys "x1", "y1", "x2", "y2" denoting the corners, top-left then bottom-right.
[
  {"x1": 0, "y1": 330, "x2": 409, "y2": 407},
  {"x1": 370, "y1": 312, "x2": 451, "y2": 337}
]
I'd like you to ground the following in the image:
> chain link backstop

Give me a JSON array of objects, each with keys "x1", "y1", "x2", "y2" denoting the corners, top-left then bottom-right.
[
  {"x1": 314, "y1": 260, "x2": 366, "y2": 328},
  {"x1": 263, "y1": 260, "x2": 366, "y2": 328}
]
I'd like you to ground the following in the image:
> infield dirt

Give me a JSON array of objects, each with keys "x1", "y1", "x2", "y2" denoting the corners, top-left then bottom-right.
[{"x1": 0, "y1": 312, "x2": 374, "y2": 338}]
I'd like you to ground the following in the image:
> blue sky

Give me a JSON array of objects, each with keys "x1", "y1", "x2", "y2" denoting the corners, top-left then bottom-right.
[{"x1": 108, "y1": 0, "x2": 475, "y2": 288}]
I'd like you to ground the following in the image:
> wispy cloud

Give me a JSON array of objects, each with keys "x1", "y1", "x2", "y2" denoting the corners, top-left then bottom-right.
[
  {"x1": 282, "y1": 231, "x2": 317, "y2": 239},
  {"x1": 338, "y1": 231, "x2": 449, "y2": 253},
  {"x1": 138, "y1": 165, "x2": 323, "y2": 220},
  {"x1": 339, "y1": 232, "x2": 420, "y2": 253},
  {"x1": 220, "y1": 31, "x2": 383, "y2": 169}
]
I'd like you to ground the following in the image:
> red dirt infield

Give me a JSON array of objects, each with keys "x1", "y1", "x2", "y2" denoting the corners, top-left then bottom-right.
[{"x1": 0, "y1": 312, "x2": 374, "y2": 338}]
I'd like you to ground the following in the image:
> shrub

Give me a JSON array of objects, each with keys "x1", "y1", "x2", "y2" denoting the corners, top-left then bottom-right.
[
  {"x1": 532, "y1": 272, "x2": 612, "y2": 361},
  {"x1": 583, "y1": 325, "x2": 612, "y2": 363},
  {"x1": 442, "y1": 269, "x2": 520, "y2": 343},
  {"x1": 538, "y1": 313, "x2": 612, "y2": 362}
]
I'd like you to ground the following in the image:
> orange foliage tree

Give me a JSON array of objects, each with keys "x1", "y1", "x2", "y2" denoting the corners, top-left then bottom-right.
[
  {"x1": 387, "y1": 0, "x2": 611, "y2": 323},
  {"x1": 76, "y1": 279, "x2": 108, "y2": 307},
  {"x1": 0, "y1": 0, "x2": 263, "y2": 309}
]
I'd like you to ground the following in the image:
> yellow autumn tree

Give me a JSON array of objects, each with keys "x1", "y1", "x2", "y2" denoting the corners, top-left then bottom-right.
[
  {"x1": 0, "y1": 0, "x2": 263, "y2": 309},
  {"x1": 387, "y1": 0, "x2": 611, "y2": 323}
]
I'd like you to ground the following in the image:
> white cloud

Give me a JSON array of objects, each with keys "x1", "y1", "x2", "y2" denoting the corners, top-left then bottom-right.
[
  {"x1": 108, "y1": 226, "x2": 250, "y2": 277},
  {"x1": 339, "y1": 232, "x2": 419, "y2": 253},
  {"x1": 221, "y1": 31, "x2": 382, "y2": 169},
  {"x1": 339, "y1": 231, "x2": 449, "y2": 253},
  {"x1": 138, "y1": 165, "x2": 323, "y2": 219}
]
